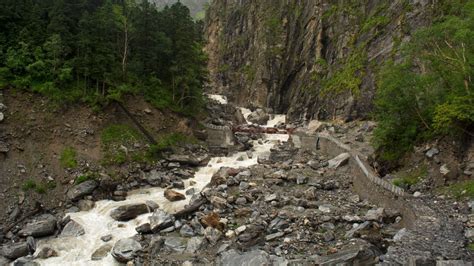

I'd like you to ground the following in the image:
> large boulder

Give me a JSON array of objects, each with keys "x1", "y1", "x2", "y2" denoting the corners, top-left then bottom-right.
[
  {"x1": 218, "y1": 249, "x2": 270, "y2": 266},
  {"x1": 67, "y1": 180, "x2": 98, "y2": 201},
  {"x1": 112, "y1": 238, "x2": 142, "y2": 263},
  {"x1": 149, "y1": 209, "x2": 175, "y2": 232},
  {"x1": 328, "y1": 153, "x2": 351, "y2": 169},
  {"x1": 1, "y1": 242, "x2": 29, "y2": 260},
  {"x1": 110, "y1": 203, "x2": 155, "y2": 221},
  {"x1": 164, "y1": 189, "x2": 185, "y2": 202},
  {"x1": 18, "y1": 214, "x2": 57, "y2": 237},
  {"x1": 60, "y1": 220, "x2": 85, "y2": 237},
  {"x1": 91, "y1": 244, "x2": 112, "y2": 261},
  {"x1": 247, "y1": 109, "x2": 269, "y2": 125},
  {"x1": 167, "y1": 154, "x2": 210, "y2": 167}
]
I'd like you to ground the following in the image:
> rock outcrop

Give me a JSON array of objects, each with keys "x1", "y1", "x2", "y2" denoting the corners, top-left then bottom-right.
[{"x1": 205, "y1": 0, "x2": 436, "y2": 121}]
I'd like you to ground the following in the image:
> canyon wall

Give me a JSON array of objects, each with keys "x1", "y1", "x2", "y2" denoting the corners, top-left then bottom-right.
[{"x1": 205, "y1": 0, "x2": 437, "y2": 122}]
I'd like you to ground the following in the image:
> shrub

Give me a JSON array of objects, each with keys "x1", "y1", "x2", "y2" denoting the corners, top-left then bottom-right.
[{"x1": 60, "y1": 147, "x2": 78, "y2": 168}]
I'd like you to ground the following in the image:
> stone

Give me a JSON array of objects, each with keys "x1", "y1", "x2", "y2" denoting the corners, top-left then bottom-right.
[
  {"x1": 164, "y1": 237, "x2": 187, "y2": 253},
  {"x1": 110, "y1": 203, "x2": 153, "y2": 221},
  {"x1": 413, "y1": 191, "x2": 422, "y2": 197},
  {"x1": 247, "y1": 109, "x2": 270, "y2": 125},
  {"x1": 345, "y1": 221, "x2": 371, "y2": 239},
  {"x1": 265, "y1": 232, "x2": 284, "y2": 241},
  {"x1": 135, "y1": 223, "x2": 152, "y2": 234},
  {"x1": 164, "y1": 189, "x2": 186, "y2": 202},
  {"x1": 235, "y1": 225, "x2": 247, "y2": 235},
  {"x1": 365, "y1": 208, "x2": 385, "y2": 221},
  {"x1": 67, "y1": 180, "x2": 98, "y2": 201},
  {"x1": 112, "y1": 238, "x2": 142, "y2": 263},
  {"x1": 211, "y1": 196, "x2": 228, "y2": 209},
  {"x1": 323, "y1": 231, "x2": 335, "y2": 242},
  {"x1": 91, "y1": 244, "x2": 112, "y2": 261},
  {"x1": 61, "y1": 220, "x2": 85, "y2": 237},
  {"x1": 235, "y1": 197, "x2": 247, "y2": 205},
  {"x1": 219, "y1": 249, "x2": 270, "y2": 266},
  {"x1": 173, "y1": 181, "x2": 185, "y2": 189},
  {"x1": 268, "y1": 217, "x2": 289, "y2": 233},
  {"x1": 180, "y1": 224, "x2": 195, "y2": 237},
  {"x1": 304, "y1": 187, "x2": 318, "y2": 200},
  {"x1": 101, "y1": 235, "x2": 113, "y2": 242},
  {"x1": 0, "y1": 257, "x2": 9, "y2": 265},
  {"x1": 149, "y1": 209, "x2": 175, "y2": 232},
  {"x1": 264, "y1": 194, "x2": 278, "y2": 202},
  {"x1": 1, "y1": 242, "x2": 29, "y2": 260},
  {"x1": 328, "y1": 153, "x2": 351, "y2": 169},
  {"x1": 465, "y1": 228, "x2": 474, "y2": 239},
  {"x1": 204, "y1": 227, "x2": 222, "y2": 245},
  {"x1": 318, "y1": 204, "x2": 335, "y2": 213},
  {"x1": 296, "y1": 176, "x2": 308, "y2": 185},
  {"x1": 186, "y1": 237, "x2": 205, "y2": 253},
  {"x1": 11, "y1": 257, "x2": 39, "y2": 266},
  {"x1": 0, "y1": 112, "x2": 4, "y2": 122},
  {"x1": 77, "y1": 200, "x2": 95, "y2": 211},
  {"x1": 167, "y1": 154, "x2": 210, "y2": 167},
  {"x1": 426, "y1": 148, "x2": 439, "y2": 158},
  {"x1": 440, "y1": 164, "x2": 450, "y2": 176},
  {"x1": 18, "y1": 214, "x2": 57, "y2": 237}
]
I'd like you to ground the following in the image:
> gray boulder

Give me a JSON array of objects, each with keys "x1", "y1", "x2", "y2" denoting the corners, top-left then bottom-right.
[
  {"x1": 167, "y1": 154, "x2": 210, "y2": 166},
  {"x1": 185, "y1": 237, "x2": 205, "y2": 253},
  {"x1": 218, "y1": 249, "x2": 270, "y2": 266},
  {"x1": 91, "y1": 244, "x2": 112, "y2": 261},
  {"x1": 163, "y1": 237, "x2": 187, "y2": 253},
  {"x1": 328, "y1": 153, "x2": 351, "y2": 169},
  {"x1": 1, "y1": 242, "x2": 29, "y2": 260},
  {"x1": 110, "y1": 203, "x2": 154, "y2": 221},
  {"x1": 67, "y1": 180, "x2": 98, "y2": 201},
  {"x1": 247, "y1": 109, "x2": 270, "y2": 125},
  {"x1": 149, "y1": 209, "x2": 175, "y2": 232},
  {"x1": 18, "y1": 215, "x2": 57, "y2": 237},
  {"x1": 60, "y1": 220, "x2": 85, "y2": 237},
  {"x1": 112, "y1": 238, "x2": 142, "y2": 263}
]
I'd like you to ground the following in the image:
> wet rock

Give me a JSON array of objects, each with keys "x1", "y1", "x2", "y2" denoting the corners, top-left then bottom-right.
[
  {"x1": 204, "y1": 227, "x2": 222, "y2": 245},
  {"x1": 135, "y1": 223, "x2": 152, "y2": 234},
  {"x1": 172, "y1": 180, "x2": 185, "y2": 189},
  {"x1": 164, "y1": 189, "x2": 186, "y2": 202},
  {"x1": 149, "y1": 209, "x2": 175, "y2": 232},
  {"x1": 164, "y1": 237, "x2": 187, "y2": 253},
  {"x1": 12, "y1": 256, "x2": 39, "y2": 266},
  {"x1": 186, "y1": 188, "x2": 196, "y2": 195},
  {"x1": 67, "y1": 180, "x2": 98, "y2": 201},
  {"x1": 35, "y1": 247, "x2": 58, "y2": 259},
  {"x1": 77, "y1": 200, "x2": 95, "y2": 211},
  {"x1": 91, "y1": 244, "x2": 112, "y2": 261},
  {"x1": 61, "y1": 220, "x2": 85, "y2": 237},
  {"x1": 328, "y1": 153, "x2": 351, "y2": 169},
  {"x1": 167, "y1": 154, "x2": 210, "y2": 167},
  {"x1": 18, "y1": 214, "x2": 57, "y2": 237},
  {"x1": 112, "y1": 238, "x2": 142, "y2": 263},
  {"x1": 218, "y1": 249, "x2": 270, "y2": 266},
  {"x1": 180, "y1": 224, "x2": 195, "y2": 237},
  {"x1": 110, "y1": 203, "x2": 154, "y2": 221},
  {"x1": 1, "y1": 242, "x2": 29, "y2": 260},
  {"x1": 101, "y1": 235, "x2": 113, "y2": 242},
  {"x1": 247, "y1": 109, "x2": 270, "y2": 125}
]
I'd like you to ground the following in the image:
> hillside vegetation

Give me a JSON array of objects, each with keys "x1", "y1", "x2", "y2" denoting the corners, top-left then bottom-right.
[{"x1": 0, "y1": 0, "x2": 207, "y2": 115}]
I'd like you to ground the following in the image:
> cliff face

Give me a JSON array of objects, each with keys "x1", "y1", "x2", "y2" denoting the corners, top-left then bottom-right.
[
  {"x1": 151, "y1": 0, "x2": 209, "y2": 18},
  {"x1": 205, "y1": 0, "x2": 436, "y2": 122}
]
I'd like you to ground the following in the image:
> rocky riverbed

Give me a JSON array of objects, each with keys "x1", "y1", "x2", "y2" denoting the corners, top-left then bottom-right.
[{"x1": 0, "y1": 95, "x2": 472, "y2": 265}]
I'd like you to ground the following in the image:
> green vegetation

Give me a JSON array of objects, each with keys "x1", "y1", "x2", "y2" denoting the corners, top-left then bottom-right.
[
  {"x1": 100, "y1": 124, "x2": 147, "y2": 165},
  {"x1": 75, "y1": 173, "x2": 97, "y2": 184},
  {"x1": 469, "y1": 243, "x2": 474, "y2": 251},
  {"x1": 22, "y1": 179, "x2": 55, "y2": 194},
  {"x1": 149, "y1": 133, "x2": 196, "y2": 154},
  {"x1": 392, "y1": 166, "x2": 428, "y2": 188},
  {"x1": 445, "y1": 180, "x2": 474, "y2": 199},
  {"x1": 373, "y1": 0, "x2": 474, "y2": 162},
  {"x1": 0, "y1": 0, "x2": 206, "y2": 115},
  {"x1": 60, "y1": 147, "x2": 78, "y2": 168}
]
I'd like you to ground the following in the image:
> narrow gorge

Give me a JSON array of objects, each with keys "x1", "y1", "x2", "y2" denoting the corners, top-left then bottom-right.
[{"x1": 0, "y1": 0, "x2": 473, "y2": 265}]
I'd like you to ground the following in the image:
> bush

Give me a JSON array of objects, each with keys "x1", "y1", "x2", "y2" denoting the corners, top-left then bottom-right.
[
  {"x1": 373, "y1": 1, "x2": 474, "y2": 162},
  {"x1": 60, "y1": 147, "x2": 78, "y2": 168}
]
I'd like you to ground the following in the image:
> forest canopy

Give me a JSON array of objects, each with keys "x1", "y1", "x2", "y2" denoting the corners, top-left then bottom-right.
[{"x1": 0, "y1": 0, "x2": 207, "y2": 115}]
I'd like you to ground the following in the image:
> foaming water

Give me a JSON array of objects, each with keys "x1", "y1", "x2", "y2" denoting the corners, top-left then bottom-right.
[
  {"x1": 33, "y1": 97, "x2": 288, "y2": 266},
  {"x1": 206, "y1": 94, "x2": 228, "y2": 105}
]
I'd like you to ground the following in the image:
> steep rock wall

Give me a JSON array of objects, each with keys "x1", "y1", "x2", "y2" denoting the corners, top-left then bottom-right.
[{"x1": 204, "y1": 0, "x2": 436, "y2": 122}]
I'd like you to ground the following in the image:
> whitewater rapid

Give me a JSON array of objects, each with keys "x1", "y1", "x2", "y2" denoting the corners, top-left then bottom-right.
[{"x1": 33, "y1": 95, "x2": 288, "y2": 266}]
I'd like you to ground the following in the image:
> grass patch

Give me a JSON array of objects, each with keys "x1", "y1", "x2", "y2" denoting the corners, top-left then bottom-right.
[
  {"x1": 60, "y1": 147, "x2": 78, "y2": 168},
  {"x1": 148, "y1": 133, "x2": 197, "y2": 155},
  {"x1": 392, "y1": 165, "x2": 428, "y2": 188},
  {"x1": 75, "y1": 173, "x2": 96, "y2": 184},
  {"x1": 445, "y1": 180, "x2": 474, "y2": 199},
  {"x1": 101, "y1": 124, "x2": 148, "y2": 165},
  {"x1": 468, "y1": 243, "x2": 474, "y2": 251},
  {"x1": 22, "y1": 179, "x2": 55, "y2": 194}
]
